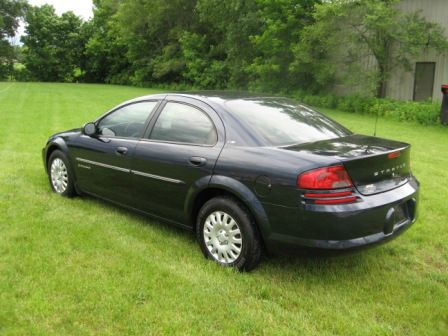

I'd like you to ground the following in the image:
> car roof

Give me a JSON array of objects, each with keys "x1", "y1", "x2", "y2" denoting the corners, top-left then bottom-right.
[{"x1": 125, "y1": 91, "x2": 282, "y2": 110}]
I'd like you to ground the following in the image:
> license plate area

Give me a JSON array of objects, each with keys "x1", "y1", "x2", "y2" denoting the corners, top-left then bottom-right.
[
  {"x1": 394, "y1": 203, "x2": 408, "y2": 224},
  {"x1": 384, "y1": 198, "x2": 416, "y2": 234}
]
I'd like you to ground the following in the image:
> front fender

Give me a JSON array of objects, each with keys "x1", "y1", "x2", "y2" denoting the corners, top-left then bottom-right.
[
  {"x1": 42, "y1": 137, "x2": 69, "y2": 173},
  {"x1": 184, "y1": 174, "x2": 271, "y2": 240}
]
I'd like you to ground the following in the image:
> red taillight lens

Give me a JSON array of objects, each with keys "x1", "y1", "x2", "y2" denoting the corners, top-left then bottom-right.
[
  {"x1": 297, "y1": 165, "x2": 353, "y2": 189},
  {"x1": 388, "y1": 151, "x2": 401, "y2": 159},
  {"x1": 303, "y1": 191, "x2": 353, "y2": 198}
]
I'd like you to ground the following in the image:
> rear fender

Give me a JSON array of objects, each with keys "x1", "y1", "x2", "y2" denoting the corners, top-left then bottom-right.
[{"x1": 185, "y1": 175, "x2": 271, "y2": 240}]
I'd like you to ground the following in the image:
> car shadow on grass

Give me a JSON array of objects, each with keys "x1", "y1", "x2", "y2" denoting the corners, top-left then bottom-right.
[
  {"x1": 80, "y1": 194, "x2": 197, "y2": 242},
  {"x1": 77, "y1": 194, "x2": 386, "y2": 280},
  {"x1": 260, "y1": 247, "x2": 378, "y2": 277}
]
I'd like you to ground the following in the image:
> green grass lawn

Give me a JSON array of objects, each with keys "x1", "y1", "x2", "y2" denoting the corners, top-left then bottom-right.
[{"x1": 0, "y1": 82, "x2": 447, "y2": 335}]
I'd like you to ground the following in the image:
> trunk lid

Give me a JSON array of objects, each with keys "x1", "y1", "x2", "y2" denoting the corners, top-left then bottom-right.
[{"x1": 286, "y1": 134, "x2": 411, "y2": 195}]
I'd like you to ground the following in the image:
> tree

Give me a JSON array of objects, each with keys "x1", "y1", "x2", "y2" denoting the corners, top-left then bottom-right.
[
  {"x1": 0, "y1": 0, "x2": 27, "y2": 79},
  {"x1": 84, "y1": 0, "x2": 320, "y2": 90},
  {"x1": 247, "y1": 0, "x2": 320, "y2": 92},
  {"x1": 183, "y1": 0, "x2": 321, "y2": 91},
  {"x1": 111, "y1": 0, "x2": 197, "y2": 85},
  {"x1": 82, "y1": 0, "x2": 131, "y2": 83},
  {"x1": 21, "y1": 5, "x2": 86, "y2": 82},
  {"x1": 294, "y1": 0, "x2": 448, "y2": 97},
  {"x1": 180, "y1": 0, "x2": 261, "y2": 89}
]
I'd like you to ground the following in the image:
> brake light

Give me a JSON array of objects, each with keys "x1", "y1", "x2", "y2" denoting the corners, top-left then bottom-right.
[
  {"x1": 297, "y1": 165, "x2": 353, "y2": 189},
  {"x1": 388, "y1": 151, "x2": 401, "y2": 159},
  {"x1": 303, "y1": 191, "x2": 352, "y2": 198}
]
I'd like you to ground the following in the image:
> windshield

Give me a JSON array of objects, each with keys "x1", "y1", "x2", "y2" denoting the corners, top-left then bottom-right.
[{"x1": 225, "y1": 98, "x2": 352, "y2": 146}]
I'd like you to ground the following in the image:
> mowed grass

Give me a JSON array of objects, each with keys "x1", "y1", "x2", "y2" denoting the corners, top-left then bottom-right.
[{"x1": 0, "y1": 82, "x2": 447, "y2": 335}]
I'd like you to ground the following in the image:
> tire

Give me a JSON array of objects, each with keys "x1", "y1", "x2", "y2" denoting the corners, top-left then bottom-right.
[
  {"x1": 47, "y1": 150, "x2": 76, "y2": 197},
  {"x1": 197, "y1": 196, "x2": 262, "y2": 271}
]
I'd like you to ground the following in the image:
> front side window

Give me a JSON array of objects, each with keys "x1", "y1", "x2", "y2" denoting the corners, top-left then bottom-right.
[
  {"x1": 150, "y1": 102, "x2": 217, "y2": 145},
  {"x1": 97, "y1": 101, "x2": 158, "y2": 138}
]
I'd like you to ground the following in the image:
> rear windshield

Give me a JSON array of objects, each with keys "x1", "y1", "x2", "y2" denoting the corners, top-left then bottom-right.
[{"x1": 225, "y1": 98, "x2": 351, "y2": 146}]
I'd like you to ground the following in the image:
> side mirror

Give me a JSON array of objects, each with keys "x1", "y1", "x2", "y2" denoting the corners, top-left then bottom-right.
[{"x1": 82, "y1": 122, "x2": 97, "y2": 136}]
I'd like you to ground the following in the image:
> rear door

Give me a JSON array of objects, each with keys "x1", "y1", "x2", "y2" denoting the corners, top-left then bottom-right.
[
  {"x1": 71, "y1": 100, "x2": 159, "y2": 205},
  {"x1": 131, "y1": 96, "x2": 225, "y2": 225}
]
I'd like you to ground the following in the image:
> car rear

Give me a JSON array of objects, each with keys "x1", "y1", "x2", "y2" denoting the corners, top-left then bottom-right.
[
  {"x1": 289, "y1": 135, "x2": 419, "y2": 248},
  {"x1": 221, "y1": 96, "x2": 419, "y2": 251},
  {"x1": 216, "y1": 97, "x2": 419, "y2": 251}
]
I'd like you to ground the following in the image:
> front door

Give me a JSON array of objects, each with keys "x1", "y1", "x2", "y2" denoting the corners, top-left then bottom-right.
[
  {"x1": 413, "y1": 62, "x2": 436, "y2": 101},
  {"x1": 71, "y1": 100, "x2": 159, "y2": 205},
  {"x1": 131, "y1": 97, "x2": 225, "y2": 225}
]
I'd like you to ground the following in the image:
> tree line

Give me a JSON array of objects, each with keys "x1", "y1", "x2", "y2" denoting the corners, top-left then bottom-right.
[{"x1": 1, "y1": 0, "x2": 448, "y2": 97}]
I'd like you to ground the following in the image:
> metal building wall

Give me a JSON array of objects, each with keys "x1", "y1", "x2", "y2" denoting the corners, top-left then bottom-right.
[{"x1": 387, "y1": 0, "x2": 448, "y2": 102}]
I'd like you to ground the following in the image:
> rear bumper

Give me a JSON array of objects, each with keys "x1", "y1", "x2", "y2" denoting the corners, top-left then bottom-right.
[
  {"x1": 266, "y1": 214, "x2": 415, "y2": 252},
  {"x1": 263, "y1": 176, "x2": 419, "y2": 253}
]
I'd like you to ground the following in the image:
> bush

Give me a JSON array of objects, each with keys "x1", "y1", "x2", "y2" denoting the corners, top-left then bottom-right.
[
  {"x1": 11, "y1": 63, "x2": 32, "y2": 81},
  {"x1": 292, "y1": 92, "x2": 441, "y2": 126}
]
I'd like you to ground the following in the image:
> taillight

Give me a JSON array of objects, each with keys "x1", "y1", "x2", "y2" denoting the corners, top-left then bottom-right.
[
  {"x1": 303, "y1": 191, "x2": 352, "y2": 198},
  {"x1": 388, "y1": 151, "x2": 401, "y2": 159},
  {"x1": 297, "y1": 165, "x2": 353, "y2": 189},
  {"x1": 298, "y1": 165, "x2": 357, "y2": 205}
]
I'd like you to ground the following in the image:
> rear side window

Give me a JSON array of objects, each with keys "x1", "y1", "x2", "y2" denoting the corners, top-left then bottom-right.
[
  {"x1": 98, "y1": 101, "x2": 158, "y2": 138},
  {"x1": 150, "y1": 102, "x2": 217, "y2": 145},
  {"x1": 225, "y1": 98, "x2": 351, "y2": 146}
]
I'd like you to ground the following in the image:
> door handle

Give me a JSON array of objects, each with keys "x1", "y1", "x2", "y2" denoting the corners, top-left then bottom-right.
[
  {"x1": 189, "y1": 156, "x2": 207, "y2": 167},
  {"x1": 116, "y1": 146, "x2": 128, "y2": 155}
]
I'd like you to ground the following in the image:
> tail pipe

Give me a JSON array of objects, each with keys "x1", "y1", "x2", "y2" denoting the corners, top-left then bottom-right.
[{"x1": 441, "y1": 85, "x2": 448, "y2": 125}]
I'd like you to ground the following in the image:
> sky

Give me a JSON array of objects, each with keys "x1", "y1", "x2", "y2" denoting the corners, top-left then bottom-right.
[
  {"x1": 13, "y1": 0, "x2": 94, "y2": 43},
  {"x1": 27, "y1": 0, "x2": 93, "y2": 19}
]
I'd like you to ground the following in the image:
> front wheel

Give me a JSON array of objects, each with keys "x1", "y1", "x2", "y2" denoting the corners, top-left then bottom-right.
[
  {"x1": 47, "y1": 150, "x2": 76, "y2": 197},
  {"x1": 197, "y1": 196, "x2": 262, "y2": 271}
]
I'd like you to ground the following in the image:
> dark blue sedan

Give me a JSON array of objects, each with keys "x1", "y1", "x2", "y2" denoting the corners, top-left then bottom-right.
[{"x1": 43, "y1": 92, "x2": 419, "y2": 271}]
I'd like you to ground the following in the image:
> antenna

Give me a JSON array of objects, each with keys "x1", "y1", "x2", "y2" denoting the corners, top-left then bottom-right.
[{"x1": 373, "y1": 109, "x2": 379, "y2": 137}]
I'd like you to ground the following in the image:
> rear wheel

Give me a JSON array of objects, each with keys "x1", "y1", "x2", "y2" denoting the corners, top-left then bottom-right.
[
  {"x1": 48, "y1": 150, "x2": 76, "y2": 197},
  {"x1": 197, "y1": 196, "x2": 262, "y2": 271}
]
